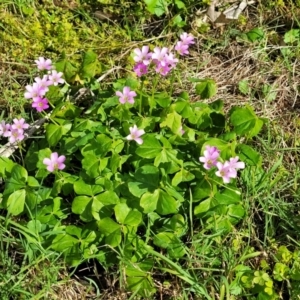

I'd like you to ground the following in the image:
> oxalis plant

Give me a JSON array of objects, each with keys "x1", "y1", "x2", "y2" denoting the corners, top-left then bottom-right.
[{"x1": 0, "y1": 33, "x2": 266, "y2": 298}]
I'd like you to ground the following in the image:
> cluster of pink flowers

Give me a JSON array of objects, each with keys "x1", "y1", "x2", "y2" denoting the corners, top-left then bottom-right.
[
  {"x1": 174, "y1": 32, "x2": 195, "y2": 55},
  {"x1": 199, "y1": 145, "x2": 245, "y2": 183},
  {"x1": 0, "y1": 118, "x2": 29, "y2": 144},
  {"x1": 132, "y1": 32, "x2": 194, "y2": 77},
  {"x1": 25, "y1": 57, "x2": 64, "y2": 112}
]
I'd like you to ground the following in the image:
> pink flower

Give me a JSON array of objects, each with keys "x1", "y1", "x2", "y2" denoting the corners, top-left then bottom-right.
[
  {"x1": 43, "y1": 152, "x2": 66, "y2": 172},
  {"x1": 179, "y1": 126, "x2": 185, "y2": 135},
  {"x1": 133, "y1": 46, "x2": 152, "y2": 65},
  {"x1": 116, "y1": 86, "x2": 137, "y2": 104},
  {"x1": 180, "y1": 32, "x2": 195, "y2": 46},
  {"x1": 215, "y1": 161, "x2": 237, "y2": 184},
  {"x1": 199, "y1": 145, "x2": 220, "y2": 170},
  {"x1": 35, "y1": 57, "x2": 53, "y2": 71},
  {"x1": 8, "y1": 129, "x2": 24, "y2": 144},
  {"x1": 34, "y1": 75, "x2": 51, "y2": 93},
  {"x1": 133, "y1": 62, "x2": 148, "y2": 77},
  {"x1": 126, "y1": 125, "x2": 145, "y2": 145},
  {"x1": 152, "y1": 47, "x2": 169, "y2": 66},
  {"x1": 32, "y1": 97, "x2": 49, "y2": 112},
  {"x1": 175, "y1": 41, "x2": 189, "y2": 56},
  {"x1": 48, "y1": 70, "x2": 64, "y2": 86},
  {"x1": 155, "y1": 62, "x2": 171, "y2": 76},
  {"x1": 0, "y1": 121, "x2": 11, "y2": 137},
  {"x1": 24, "y1": 83, "x2": 46, "y2": 100},
  {"x1": 228, "y1": 156, "x2": 245, "y2": 171},
  {"x1": 165, "y1": 52, "x2": 179, "y2": 69},
  {"x1": 11, "y1": 118, "x2": 29, "y2": 133}
]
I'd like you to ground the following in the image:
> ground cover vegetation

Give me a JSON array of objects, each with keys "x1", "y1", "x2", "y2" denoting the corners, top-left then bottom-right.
[{"x1": 1, "y1": 0, "x2": 300, "y2": 299}]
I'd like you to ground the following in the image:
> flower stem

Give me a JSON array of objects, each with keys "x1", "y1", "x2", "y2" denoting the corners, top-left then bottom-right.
[{"x1": 139, "y1": 80, "x2": 144, "y2": 115}]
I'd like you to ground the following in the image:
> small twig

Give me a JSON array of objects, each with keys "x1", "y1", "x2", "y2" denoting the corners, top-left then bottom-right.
[
  {"x1": 0, "y1": 113, "x2": 51, "y2": 158},
  {"x1": 96, "y1": 66, "x2": 122, "y2": 82}
]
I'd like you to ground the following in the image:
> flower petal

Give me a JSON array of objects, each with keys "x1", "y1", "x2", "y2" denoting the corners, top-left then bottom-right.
[
  {"x1": 135, "y1": 137, "x2": 143, "y2": 145},
  {"x1": 43, "y1": 158, "x2": 51, "y2": 165},
  {"x1": 57, "y1": 155, "x2": 66, "y2": 163}
]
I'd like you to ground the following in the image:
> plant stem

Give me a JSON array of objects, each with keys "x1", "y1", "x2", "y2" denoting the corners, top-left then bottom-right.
[{"x1": 139, "y1": 80, "x2": 144, "y2": 115}]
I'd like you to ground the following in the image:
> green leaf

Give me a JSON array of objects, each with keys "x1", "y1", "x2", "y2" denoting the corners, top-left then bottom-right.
[
  {"x1": 81, "y1": 153, "x2": 100, "y2": 178},
  {"x1": 57, "y1": 61, "x2": 77, "y2": 82},
  {"x1": 95, "y1": 134, "x2": 113, "y2": 156},
  {"x1": 25, "y1": 190, "x2": 40, "y2": 209},
  {"x1": 194, "y1": 198, "x2": 211, "y2": 215},
  {"x1": 51, "y1": 233, "x2": 79, "y2": 252},
  {"x1": 175, "y1": 0, "x2": 185, "y2": 9},
  {"x1": 210, "y1": 112, "x2": 225, "y2": 131},
  {"x1": 192, "y1": 178, "x2": 213, "y2": 201},
  {"x1": 53, "y1": 102, "x2": 81, "y2": 119},
  {"x1": 124, "y1": 210, "x2": 142, "y2": 226},
  {"x1": 173, "y1": 100, "x2": 194, "y2": 118},
  {"x1": 114, "y1": 203, "x2": 131, "y2": 224},
  {"x1": 153, "y1": 232, "x2": 185, "y2": 258},
  {"x1": 135, "y1": 135, "x2": 162, "y2": 158},
  {"x1": 140, "y1": 190, "x2": 159, "y2": 213},
  {"x1": 237, "y1": 144, "x2": 261, "y2": 166},
  {"x1": 21, "y1": 5, "x2": 34, "y2": 15},
  {"x1": 273, "y1": 263, "x2": 289, "y2": 281},
  {"x1": 245, "y1": 28, "x2": 265, "y2": 42},
  {"x1": 66, "y1": 225, "x2": 82, "y2": 238},
  {"x1": 0, "y1": 157, "x2": 15, "y2": 177},
  {"x1": 73, "y1": 118, "x2": 104, "y2": 132},
  {"x1": 45, "y1": 124, "x2": 63, "y2": 147},
  {"x1": 156, "y1": 189, "x2": 178, "y2": 215},
  {"x1": 4, "y1": 165, "x2": 28, "y2": 195},
  {"x1": 227, "y1": 204, "x2": 245, "y2": 222},
  {"x1": 170, "y1": 214, "x2": 186, "y2": 237},
  {"x1": 154, "y1": 148, "x2": 179, "y2": 168},
  {"x1": 128, "y1": 165, "x2": 159, "y2": 197},
  {"x1": 284, "y1": 29, "x2": 300, "y2": 44},
  {"x1": 24, "y1": 142, "x2": 39, "y2": 172},
  {"x1": 160, "y1": 111, "x2": 182, "y2": 134},
  {"x1": 230, "y1": 105, "x2": 265, "y2": 137},
  {"x1": 95, "y1": 191, "x2": 119, "y2": 206},
  {"x1": 209, "y1": 99, "x2": 224, "y2": 111},
  {"x1": 154, "y1": 92, "x2": 171, "y2": 107},
  {"x1": 214, "y1": 188, "x2": 241, "y2": 205},
  {"x1": 46, "y1": 86, "x2": 63, "y2": 104},
  {"x1": 290, "y1": 261, "x2": 300, "y2": 280},
  {"x1": 7, "y1": 189, "x2": 26, "y2": 215},
  {"x1": 74, "y1": 180, "x2": 103, "y2": 196},
  {"x1": 154, "y1": 232, "x2": 176, "y2": 248},
  {"x1": 55, "y1": 59, "x2": 78, "y2": 82},
  {"x1": 80, "y1": 50, "x2": 102, "y2": 80},
  {"x1": 144, "y1": 0, "x2": 168, "y2": 16},
  {"x1": 172, "y1": 168, "x2": 195, "y2": 186},
  {"x1": 126, "y1": 269, "x2": 156, "y2": 298},
  {"x1": 27, "y1": 176, "x2": 40, "y2": 188},
  {"x1": 238, "y1": 80, "x2": 250, "y2": 95},
  {"x1": 276, "y1": 246, "x2": 293, "y2": 264},
  {"x1": 195, "y1": 78, "x2": 217, "y2": 99},
  {"x1": 72, "y1": 196, "x2": 91, "y2": 215},
  {"x1": 98, "y1": 218, "x2": 121, "y2": 247}
]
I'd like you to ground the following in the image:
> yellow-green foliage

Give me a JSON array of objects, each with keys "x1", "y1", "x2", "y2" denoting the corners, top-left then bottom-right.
[{"x1": 0, "y1": 3, "x2": 132, "y2": 63}]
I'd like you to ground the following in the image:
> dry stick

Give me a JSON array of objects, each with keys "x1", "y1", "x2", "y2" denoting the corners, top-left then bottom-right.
[
  {"x1": 0, "y1": 114, "x2": 51, "y2": 158},
  {"x1": 96, "y1": 66, "x2": 122, "y2": 82}
]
